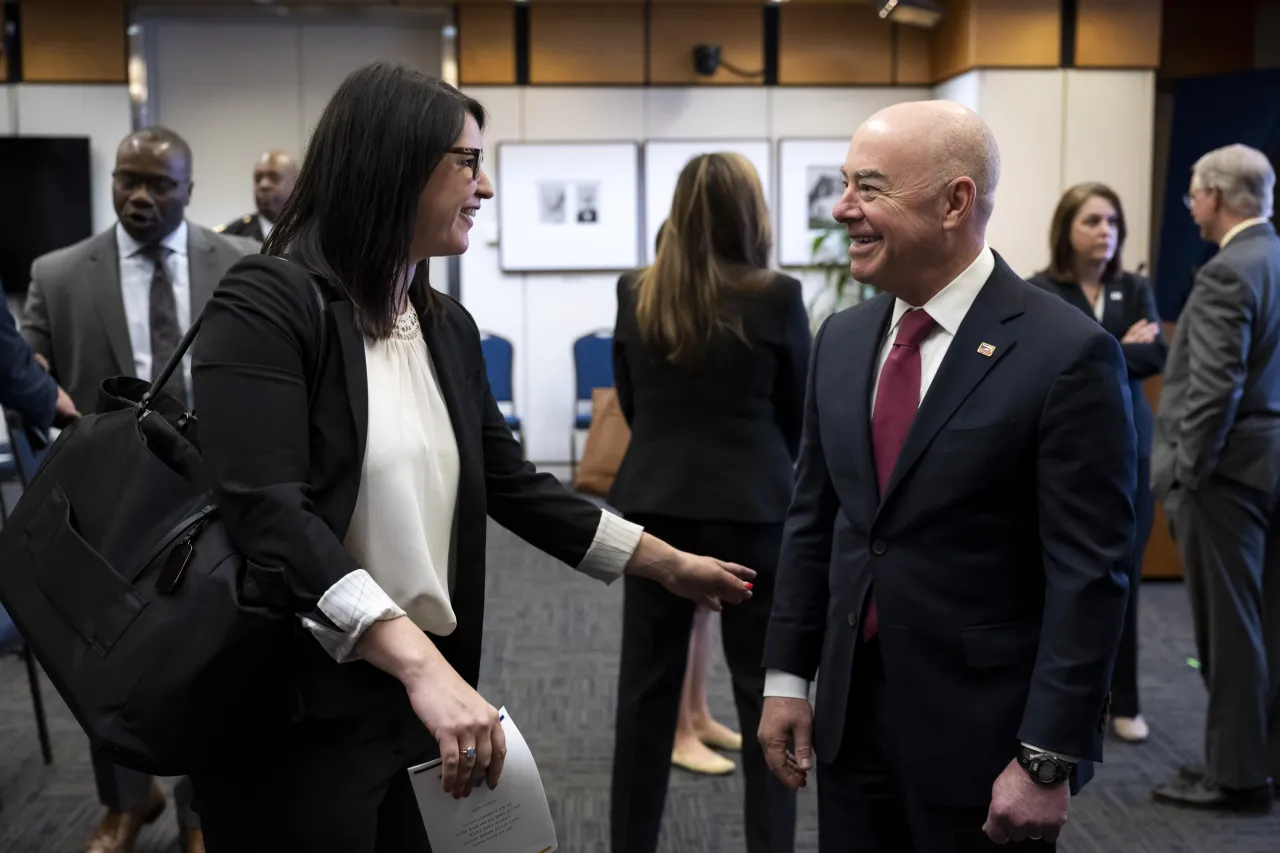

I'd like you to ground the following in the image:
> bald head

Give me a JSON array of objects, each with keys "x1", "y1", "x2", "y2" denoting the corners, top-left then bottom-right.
[
  {"x1": 253, "y1": 150, "x2": 299, "y2": 220},
  {"x1": 861, "y1": 100, "x2": 1000, "y2": 222},
  {"x1": 834, "y1": 100, "x2": 1001, "y2": 302}
]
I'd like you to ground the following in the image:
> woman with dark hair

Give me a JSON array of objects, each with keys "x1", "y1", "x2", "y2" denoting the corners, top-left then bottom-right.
[
  {"x1": 187, "y1": 61, "x2": 754, "y2": 851},
  {"x1": 1030, "y1": 181, "x2": 1168, "y2": 744},
  {"x1": 609, "y1": 153, "x2": 809, "y2": 853}
]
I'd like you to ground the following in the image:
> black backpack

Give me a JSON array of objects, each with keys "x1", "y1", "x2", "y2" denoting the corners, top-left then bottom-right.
[{"x1": 0, "y1": 258, "x2": 327, "y2": 775}]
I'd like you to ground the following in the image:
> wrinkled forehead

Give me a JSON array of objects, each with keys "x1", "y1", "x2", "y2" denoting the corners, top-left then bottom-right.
[{"x1": 842, "y1": 121, "x2": 924, "y2": 186}]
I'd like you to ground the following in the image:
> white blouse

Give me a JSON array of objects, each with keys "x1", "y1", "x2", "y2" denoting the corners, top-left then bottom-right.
[{"x1": 302, "y1": 304, "x2": 644, "y2": 664}]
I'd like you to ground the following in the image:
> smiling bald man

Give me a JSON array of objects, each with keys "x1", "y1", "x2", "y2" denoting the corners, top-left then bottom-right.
[{"x1": 756, "y1": 100, "x2": 1137, "y2": 851}]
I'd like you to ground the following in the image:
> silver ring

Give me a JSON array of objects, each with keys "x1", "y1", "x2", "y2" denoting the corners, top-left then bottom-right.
[
  {"x1": 464, "y1": 747, "x2": 477, "y2": 759},
  {"x1": 1029, "y1": 835, "x2": 1043, "y2": 841}
]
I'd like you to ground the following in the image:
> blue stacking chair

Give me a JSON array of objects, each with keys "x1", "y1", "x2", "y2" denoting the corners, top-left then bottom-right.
[
  {"x1": 480, "y1": 332, "x2": 524, "y2": 450},
  {"x1": 570, "y1": 330, "x2": 615, "y2": 477},
  {"x1": 0, "y1": 410, "x2": 54, "y2": 767}
]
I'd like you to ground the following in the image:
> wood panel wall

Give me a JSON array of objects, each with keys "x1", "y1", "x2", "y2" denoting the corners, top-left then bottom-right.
[
  {"x1": 650, "y1": 4, "x2": 763, "y2": 85},
  {"x1": 1076, "y1": 0, "x2": 1163, "y2": 68},
  {"x1": 1161, "y1": 0, "x2": 1259, "y2": 79},
  {"x1": 529, "y1": 3, "x2": 646, "y2": 85},
  {"x1": 458, "y1": 3, "x2": 516, "y2": 85},
  {"x1": 21, "y1": 0, "x2": 127, "y2": 83}
]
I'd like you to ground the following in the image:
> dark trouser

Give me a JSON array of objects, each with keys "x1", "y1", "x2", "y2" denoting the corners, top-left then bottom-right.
[
  {"x1": 610, "y1": 514, "x2": 796, "y2": 853},
  {"x1": 1111, "y1": 455, "x2": 1153, "y2": 718},
  {"x1": 190, "y1": 695, "x2": 434, "y2": 852},
  {"x1": 817, "y1": 638, "x2": 1055, "y2": 853},
  {"x1": 90, "y1": 753, "x2": 200, "y2": 829},
  {"x1": 1167, "y1": 475, "x2": 1280, "y2": 789}
]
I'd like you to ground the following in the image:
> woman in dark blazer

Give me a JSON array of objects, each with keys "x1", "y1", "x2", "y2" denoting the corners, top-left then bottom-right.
[
  {"x1": 1030, "y1": 181, "x2": 1168, "y2": 744},
  {"x1": 609, "y1": 153, "x2": 811, "y2": 853},
  {"x1": 186, "y1": 62, "x2": 754, "y2": 851}
]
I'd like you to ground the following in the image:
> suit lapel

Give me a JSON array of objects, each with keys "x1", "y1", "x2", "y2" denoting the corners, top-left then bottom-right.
[
  {"x1": 1100, "y1": 281, "x2": 1124, "y2": 336},
  {"x1": 876, "y1": 260, "x2": 1024, "y2": 515},
  {"x1": 848, "y1": 295, "x2": 894, "y2": 512},
  {"x1": 187, "y1": 226, "x2": 220, "y2": 314},
  {"x1": 421, "y1": 307, "x2": 479, "y2": 598},
  {"x1": 331, "y1": 302, "x2": 369, "y2": 480},
  {"x1": 88, "y1": 229, "x2": 136, "y2": 376}
]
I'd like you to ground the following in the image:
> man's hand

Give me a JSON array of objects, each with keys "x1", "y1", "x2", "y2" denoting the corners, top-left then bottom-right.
[
  {"x1": 1120, "y1": 319, "x2": 1159, "y2": 344},
  {"x1": 758, "y1": 696, "x2": 813, "y2": 790},
  {"x1": 34, "y1": 353, "x2": 50, "y2": 372},
  {"x1": 53, "y1": 386, "x2": 80, "y2": 428},
  {"x1": 982, "y1": 758, "x2": 1069, "y2": 844}
]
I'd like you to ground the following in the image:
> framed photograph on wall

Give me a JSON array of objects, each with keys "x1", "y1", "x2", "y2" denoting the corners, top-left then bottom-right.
[
  {"x1": 777, "y1": 138, "x2": 850, "y2": 267},
  {"x1": 642, "y1": 139, "x2": 773, "y2": 263},
  {"x1": 497, "y1": 142, "x2": 641, "y2": 272}
]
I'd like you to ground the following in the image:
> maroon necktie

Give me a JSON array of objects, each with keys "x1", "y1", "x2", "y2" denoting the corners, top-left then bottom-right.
[{"x1": 864, "y1": 308, "x2": 936, "y2": 641}]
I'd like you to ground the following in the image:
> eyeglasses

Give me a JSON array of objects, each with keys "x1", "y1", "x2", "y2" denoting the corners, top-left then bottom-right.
[
  {"x1": 1183, "y1": 193, "x2": 1194, "y2": 210},
  {"x1": 450, "y1": 147, "x2": 483, "y2": 180},
  {"x1": 113, "y1": 171, "x2": 186, "y2": 198}
]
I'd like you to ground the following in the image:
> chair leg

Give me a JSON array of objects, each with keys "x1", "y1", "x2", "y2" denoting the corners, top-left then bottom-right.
[{"x1": 22, "y1": 646, "x2": 53, "y2": 765}]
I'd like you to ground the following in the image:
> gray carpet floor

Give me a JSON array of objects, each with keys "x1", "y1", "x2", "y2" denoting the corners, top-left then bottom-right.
[{"x1": 1, "y1": 517, "x2": 1277, "y2": 852}]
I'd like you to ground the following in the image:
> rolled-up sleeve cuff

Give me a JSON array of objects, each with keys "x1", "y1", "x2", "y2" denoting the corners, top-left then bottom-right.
[
  {"x1": 577, "y1": 510, "x2": 644, "y2": 584},
  {"x1": 764, "y1": 670, "x2": 811, "y2": 700},
  {"x1": 299, "y1": 569, "x2": 406, "y2": 664}
]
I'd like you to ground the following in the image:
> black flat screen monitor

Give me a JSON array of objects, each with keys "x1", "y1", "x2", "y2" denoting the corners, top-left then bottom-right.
[{"x1": 0, "y1": 137, "x2": 94, "y2": 295}]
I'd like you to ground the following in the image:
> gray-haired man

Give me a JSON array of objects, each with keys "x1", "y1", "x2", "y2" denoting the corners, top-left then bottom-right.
[{"x1": 1152, "y1": 143, "x2": 1280, "y2": 812}]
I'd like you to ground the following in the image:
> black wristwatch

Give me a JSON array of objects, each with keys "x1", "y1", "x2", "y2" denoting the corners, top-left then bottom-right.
[{"x1": 1017, "y1": 745, "x2": 1074, "y2": 787}]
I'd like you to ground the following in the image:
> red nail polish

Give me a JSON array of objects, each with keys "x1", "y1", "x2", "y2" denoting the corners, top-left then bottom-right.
[{"x1": 744, "y1": 582, "x2": 754, "y2": 590}]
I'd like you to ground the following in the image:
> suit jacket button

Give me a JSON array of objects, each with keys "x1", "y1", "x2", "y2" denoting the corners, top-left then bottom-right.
[
  {"x1": 871, "y1": 539, "x2": 887, "y2": 555},
  {"x1": 848, "y1": 611, "x2": 858, "y2": 628}
]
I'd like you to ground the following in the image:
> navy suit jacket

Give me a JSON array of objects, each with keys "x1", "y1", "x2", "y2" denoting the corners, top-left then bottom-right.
[
  {"x1": 762, "y1": 251, "x2": 1136, "y2": 807},
  {"x1": 0, "y1": 297, "x2": 56, "y2": 429}
]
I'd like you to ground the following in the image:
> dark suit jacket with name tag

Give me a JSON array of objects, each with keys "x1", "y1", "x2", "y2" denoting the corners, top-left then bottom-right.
[
  {"x1": 20, "y1": 224, "x2": 258, "y2": 415},
  {"x1": 763, "y1": 251, "x2": 1136, "y2": 807}
]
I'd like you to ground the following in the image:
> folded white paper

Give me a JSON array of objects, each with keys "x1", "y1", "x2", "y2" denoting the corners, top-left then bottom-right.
[{"x1": 409, "y1": 707, "x2": 558, "y2": 853}]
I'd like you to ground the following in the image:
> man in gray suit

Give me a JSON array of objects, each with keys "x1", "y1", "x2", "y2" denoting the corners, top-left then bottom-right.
[
  {"x1": 21, "y1": 127, "x2": 255, "y2": 853},
  {"x1": 1151, "y1": 143, "x2": 1280, "y2": 813}
]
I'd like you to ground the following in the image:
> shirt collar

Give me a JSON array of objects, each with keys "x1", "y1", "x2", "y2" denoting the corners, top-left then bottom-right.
[
  {"x1": 1220, "y1": 217, "x2": 1270, "y2": 249},
  {"x1": 116, "y1": 220, "x2": 189, "y2": 259},
  {"x1": 887, "y1": 244, "x2": 995, "y2": 338}
]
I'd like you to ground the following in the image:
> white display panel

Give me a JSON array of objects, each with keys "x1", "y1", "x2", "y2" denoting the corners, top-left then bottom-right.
[
  {"x1": 642, "y1": 139, "x2": 772, "y2": 263},
  {"x1": 497, "y1": 141, "x2": 641, "y2": 273},
  {"x1": 777, "y1": 138, "x2": 851, "y2": 267}
]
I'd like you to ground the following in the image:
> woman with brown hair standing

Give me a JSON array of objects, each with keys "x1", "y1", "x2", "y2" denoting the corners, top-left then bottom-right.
[
  {"x1": 609, "y1": 153, "x2": 810, "y2": 853},
  {"x1": 1030, "y1": 181, "x2": 1168, "y2": 744}
]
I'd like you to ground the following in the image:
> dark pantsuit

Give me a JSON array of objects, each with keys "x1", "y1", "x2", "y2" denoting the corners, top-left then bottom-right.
[
  {"x1": 191, "y1": 698, "x2": 434, "y2": 852},
  {"x1": 1168, "y1": 475, "x2": 1280, "y2": 789},
  {"x1": 1111, "y1": 455, "x2": 1153, "y2": 718},
  {"x1": 90, "y1": 754, "x2": 199, "y2": 829},
  {"x1": 818, "y1": 640, "x2": 1055, "y2": 853},
  {"x1": 611, "y1": 514, "x2": 796, "y2": 853}
]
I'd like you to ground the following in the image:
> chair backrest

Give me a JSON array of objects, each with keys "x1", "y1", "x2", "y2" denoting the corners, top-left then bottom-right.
[
  {"x1": 479, "y1": 333, "x2": 515, "y2": 414},
  {"x1": 573, "y1": 330, "x2": 614, "y2": 402}
]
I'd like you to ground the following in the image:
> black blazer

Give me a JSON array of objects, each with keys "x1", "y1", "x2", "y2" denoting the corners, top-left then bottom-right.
[
  {"x1": 0, "y1": 296, "x2": 57, "y2": 428},
  {"x1": 192, "y1": 255, "x2": 603, "y2": 721},
  {"x1": 609, "y1": 272, "x2": 811, "y2": 524},
  {"x1": 763, "y1": 252, "x2": 1135, "y2": 807},
  {"x1": 1028, "y1": 271, "x2": 1167, "y2": 457}
]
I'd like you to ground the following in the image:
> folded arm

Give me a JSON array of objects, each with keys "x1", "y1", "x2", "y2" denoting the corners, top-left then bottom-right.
[
  {"x1": 1021, "y1": 330, "x2": 1135, "y2": 761},
  {"x1": 1121, "y1": 277, "x2": 1168, "y2": 380}
]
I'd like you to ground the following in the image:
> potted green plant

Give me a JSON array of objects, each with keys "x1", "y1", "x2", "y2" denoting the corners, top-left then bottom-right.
[{"x1": 806, "y1": 229, "x2": 876, "y2": 326}]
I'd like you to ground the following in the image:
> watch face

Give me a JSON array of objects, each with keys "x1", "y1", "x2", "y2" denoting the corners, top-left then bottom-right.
[{"x1": 1036, "y1": 760, "x2": 1059, "y2": 783}]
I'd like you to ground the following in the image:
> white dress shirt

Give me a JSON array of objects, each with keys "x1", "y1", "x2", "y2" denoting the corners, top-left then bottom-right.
[
  {"x1": 762, "y1": 245, "x2": 1077, "y2": 762},
  {"x1": 302, "y1": 305, "x2": 645, "y2": 663},
  {"x1": 1220, "y1": 216, "x2": 1270, "y2": 248},
  {"x1": 116, "y1": 222, "x2": 194, "y2": 402},
  {"x1": 259, "y1": 216, "x2": 274, "y2": 240}
]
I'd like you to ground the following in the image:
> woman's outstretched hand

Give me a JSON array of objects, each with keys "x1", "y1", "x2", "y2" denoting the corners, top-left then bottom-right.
[{"x1": 624, "y1": 533, "x2": 755, "y2": 610}]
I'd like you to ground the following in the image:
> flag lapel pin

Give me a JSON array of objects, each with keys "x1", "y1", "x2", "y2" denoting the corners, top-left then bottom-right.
[{"x1": 977, "y1": 342, "x2": 996, "y2": 357}]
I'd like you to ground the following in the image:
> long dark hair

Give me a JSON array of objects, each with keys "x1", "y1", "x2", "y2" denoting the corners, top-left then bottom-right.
[
  {"x1": 1045, "y1": 181, "x2": 1128, "y2": 283},
  {"x1": 263, "y1": 61, "x2": 486, "y2": 338},
  {"x1": 634, "y1": 152, "x2": 772, "y2": 367}
]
